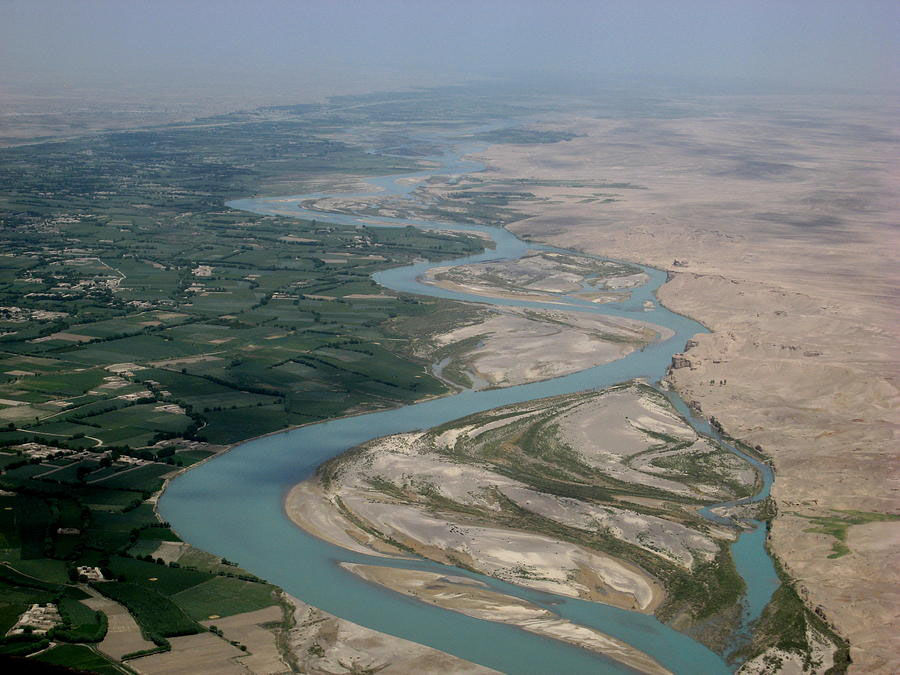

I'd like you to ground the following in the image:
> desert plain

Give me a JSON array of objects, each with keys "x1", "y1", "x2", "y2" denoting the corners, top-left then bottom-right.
[{"x1": 442, "y1": 95, "x2": 899, "y2": 672}]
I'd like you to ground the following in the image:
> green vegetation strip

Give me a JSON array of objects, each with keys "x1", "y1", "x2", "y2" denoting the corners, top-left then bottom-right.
[
  {"x1": 795, "y1": 510, "x2": 900, "y2": 558},
  {"x1": 92, "y1": 581, "x2": 201, "y2": 642},
  {"x1": 733, "y1": 555, "x2": 850, "y2": 673},
  {"x1": 34, "y1": 644, "x2": 124, "y2": 674}
]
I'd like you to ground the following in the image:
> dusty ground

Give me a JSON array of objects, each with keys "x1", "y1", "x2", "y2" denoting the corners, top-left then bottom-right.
[
  {"x1": 284, "y1": 479, "x2": 410, "y2": 558},
  {"x1": 451, "y1": 95, "x2": 899, "y2": 673},
  {"x1": 342, "y1": 564, "x2": 669, "y2": 675},
  {"x1": 283, "y1": 594, "x2": 497, "y2": 674},
  {"x1": 201, "y1": 606, "x2": 290, "y2": 674},
  {"x1": 130, "y1": 633, "x2": 246, "y2": 675}
]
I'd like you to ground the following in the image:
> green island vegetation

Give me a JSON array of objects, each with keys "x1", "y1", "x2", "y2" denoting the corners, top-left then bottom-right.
[{"x1": 0, "y1": 92, "x2": 498, "y2": 668}]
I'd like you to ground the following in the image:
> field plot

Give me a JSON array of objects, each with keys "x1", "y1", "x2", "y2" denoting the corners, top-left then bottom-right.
[
  {"x1": 200, "y1": 605, "x2": 288, "y2": 674},
  {"x1": 171, "y1": 576, "x2": 278, "y2": 621},
  {"x1": 82, "y1": 589, "x2": 157, "y2": 661},
  {"x1": 90, "y1": 464, "x2": 175, "y2": 491},
  {"x1": 93, "y1": 582, "x2": 201, "y2": 639},
  {"x1": 107, "y1": 556, "x2": 212, "y2": 595},
  {"x1": 8, "y1": 558, "x2": 70, "y2": 584},
  {"x1": 34, "y1": 644, "x2": 124, "y2": 674},
  {"x1": 126, "y1": 632, "x2": 246, "y2": 675}
]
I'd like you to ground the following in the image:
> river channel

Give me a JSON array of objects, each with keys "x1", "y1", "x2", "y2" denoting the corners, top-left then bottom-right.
[{"x1": 159, "y1": 134, "x2": 778, "y2": 673}]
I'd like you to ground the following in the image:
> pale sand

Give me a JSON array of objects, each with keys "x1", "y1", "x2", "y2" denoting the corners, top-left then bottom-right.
[
  {"x1": 421, "y1": 305, "x2": 669, "y2": 389},
  {"x1": 421, "y1": 271, "x2": 584, "y2": 305},
  {"x1": 284, "y1": 480, "x2": 409, "y2": 558},
  {"x1": 284, "y1": 593, "x2": 498, "y2": 674},
  {"x1": 284, "y1": 387, "x2": 758, "y2": 615},
  {"x1": 342, "y1": 563, "x2": 670, "y2": 675},
  {"x1": 286, "y1": 467, "x2": 663, "y2": 612},
  {"x1": 286, "y1": 463, "x2": 663, "y2": 612}
]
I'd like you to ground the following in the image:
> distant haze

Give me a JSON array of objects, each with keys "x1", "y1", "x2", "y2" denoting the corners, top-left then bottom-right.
[{"x1": 2, "y1": 0, "x2": 898, "y2": 103}]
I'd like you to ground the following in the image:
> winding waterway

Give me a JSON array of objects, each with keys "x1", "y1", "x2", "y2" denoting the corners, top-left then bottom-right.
[{"x1": 159, "y1": 134, "x2": 778, "y2": 673}]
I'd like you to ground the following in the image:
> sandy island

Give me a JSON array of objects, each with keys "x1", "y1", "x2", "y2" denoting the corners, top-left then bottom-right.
[{"x1": 341, "y1": 564, "x2": 670, "y2": 675}]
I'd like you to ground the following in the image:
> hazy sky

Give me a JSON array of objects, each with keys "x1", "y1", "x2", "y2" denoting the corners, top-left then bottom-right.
[{"x1": 2, "y1": 0, "x2": 897, "y2": 99}]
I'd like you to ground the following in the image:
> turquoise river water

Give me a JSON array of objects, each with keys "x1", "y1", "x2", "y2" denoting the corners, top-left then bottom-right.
[{"x1": 159, "y1": 133, "x2": 779, "y2": 673}]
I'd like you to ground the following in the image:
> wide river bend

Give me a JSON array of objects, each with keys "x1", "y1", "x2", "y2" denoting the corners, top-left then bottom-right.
[{"x1": 159, "y1": 137, "x2": 778, "y2": 673}]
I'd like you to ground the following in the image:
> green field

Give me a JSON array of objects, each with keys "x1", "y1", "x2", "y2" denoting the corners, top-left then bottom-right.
[
  {"x1": 8, "y1": 558, "x2": 70, "y2": 584},
  {"x1": 92, "y1": 581, "x2": 201, "y2": 640},
  {"x1": 0, "y1": 107, "x2": 485, "y2": 451},
  {"x1": 89, "y1": 463, "x2": 174, "y2": 491},
  {"x1": 56, "y1": 597, "x2": 108, "y2": 643},
  {"x1": 34, "y1": 644, "x2": 123, "y2": 673},
  {"x1": 171, "y1": 576, "x2": 278, "y2": 620},
  {"x1": 107, "y1": 556, "x2": 212, "y2": 595}
]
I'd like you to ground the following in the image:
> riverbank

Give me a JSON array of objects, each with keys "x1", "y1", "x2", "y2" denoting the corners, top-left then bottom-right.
[{"x1": 283, "y1": 593, "x2": 497, "y2": 674}]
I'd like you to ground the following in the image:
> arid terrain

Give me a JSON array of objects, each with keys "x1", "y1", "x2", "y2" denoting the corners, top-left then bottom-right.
[{"x1": 424, "y1": 96, "x2": 900, "y2": 673}]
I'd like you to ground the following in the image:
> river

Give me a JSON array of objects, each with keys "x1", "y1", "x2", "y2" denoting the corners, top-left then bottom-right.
[{"x1": 159, "y1": 133, "x2": 778, "y2": 673}]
